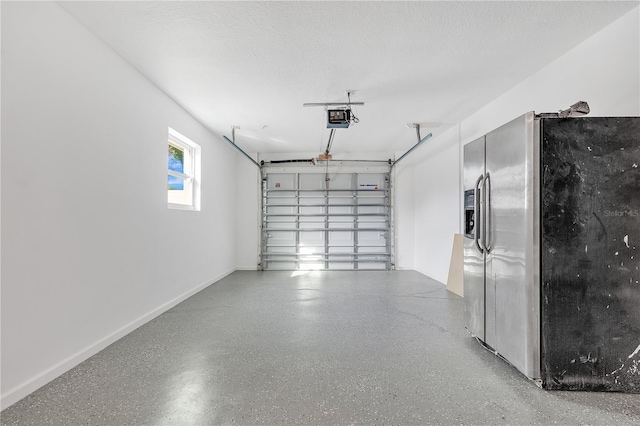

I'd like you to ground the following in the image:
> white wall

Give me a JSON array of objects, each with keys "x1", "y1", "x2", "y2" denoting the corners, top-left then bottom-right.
[
  {"x1": 1, "y1": 2, "x2": 238, "y2": 409},
  {"x1": 402, "y1": 6, "x2": 640, "y2": 283},
  {"x1": 461, "y1": 6, "x2": 640, "y2": 143},
  {"x1": 393, "y1": 152, "x2": 416, "y2": 270},
  {"x1": 235, "y1": 152, "x2": 260, "y2": 269},
  {"x1": 395, "y1": 126, "x2": 461, "y2": 281}
]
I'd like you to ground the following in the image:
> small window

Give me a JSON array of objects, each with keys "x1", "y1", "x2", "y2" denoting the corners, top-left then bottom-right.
[{"x1": 168, "y1": 128, "x2": 200, "y2": 210}]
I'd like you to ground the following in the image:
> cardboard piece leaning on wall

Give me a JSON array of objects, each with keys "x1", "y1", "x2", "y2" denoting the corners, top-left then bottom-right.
[{"x1": 446, "y1": 234, "x2": 464, "y2": 297}]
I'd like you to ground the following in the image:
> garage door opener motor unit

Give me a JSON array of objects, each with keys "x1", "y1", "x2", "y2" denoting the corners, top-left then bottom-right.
[{"x1": 327, "y1": 109, "x2": 351, "y2": 128}]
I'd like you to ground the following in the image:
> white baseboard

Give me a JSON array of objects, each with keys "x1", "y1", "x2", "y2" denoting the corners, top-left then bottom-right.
[
  {"x1": 234, "y1": 266, "x2": 259, "y2": 270},
  {"x1": 0, "y1": 268, "x2": 235, "y2": 411}
]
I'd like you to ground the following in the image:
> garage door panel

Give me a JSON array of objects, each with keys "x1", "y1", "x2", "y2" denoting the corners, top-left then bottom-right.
[
  {"x1": 268, "y1": 262, "x2": 297, "y2": 270},
  {"x1": 328, "y1": 263, "x2": 354, "y2": 270},
  {"x1": 328, "y1": 174, "x2": 352, "y2": 188},
  {"x1": 299, "y1": 231, "x2": 323, "y2": 245},
  {"x1": 357, "y1": 246, "x2": 387, "y2": 253},
  {"x1": 329, "y1": 231, "x2": 354, "y2": 244},
  {"x1": 262, "y1": 172, "x2": 390, "y2": 270},
  {"x1": 329, "y1": 246, "x2": 354, "y2": 253},
  {"x1": 358, "y1": 262, "x2": 386, "y2": 270},
  {"x1": 268, "y1": 173, "x2": 296, "y2": 189},
  {"x1": 299, "y1": 174, "x2": 324, "y2": 189}
]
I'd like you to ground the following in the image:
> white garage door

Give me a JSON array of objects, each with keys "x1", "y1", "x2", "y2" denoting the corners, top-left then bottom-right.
[{"x1": 262, "y1": 172, "x2": 391, "y2": 270}]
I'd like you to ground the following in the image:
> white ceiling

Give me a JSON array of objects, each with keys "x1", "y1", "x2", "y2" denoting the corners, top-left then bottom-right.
[{"x1": 59, "y1": 1, "x2": 637, "y2": 155}]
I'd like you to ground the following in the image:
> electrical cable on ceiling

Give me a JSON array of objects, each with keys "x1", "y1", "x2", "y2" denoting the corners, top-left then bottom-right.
[
  {"x1": 314, "y1": 159, "x2": 390, "y2": 163},
  {"x1": 263, "y1": 158, "x2": 316, "y2": 165}
]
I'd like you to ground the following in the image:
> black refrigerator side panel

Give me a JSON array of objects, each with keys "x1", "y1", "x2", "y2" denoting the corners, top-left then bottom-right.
[{"x1": 541, "y1": 117, "x2": 640, "y2": 392}]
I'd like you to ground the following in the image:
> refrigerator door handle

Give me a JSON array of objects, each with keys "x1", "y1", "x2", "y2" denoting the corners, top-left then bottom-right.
[
  {"x1": 484, "y1": 173, "x2": 492, "y2": 253},
  {"x1": 474, "y1": 174, "x2": 485, "y2": 253}
]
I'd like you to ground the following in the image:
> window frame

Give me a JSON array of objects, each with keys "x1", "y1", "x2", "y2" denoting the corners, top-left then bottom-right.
[{"x1": 167, "y1": 127, "x2": 201, "y2": 211}]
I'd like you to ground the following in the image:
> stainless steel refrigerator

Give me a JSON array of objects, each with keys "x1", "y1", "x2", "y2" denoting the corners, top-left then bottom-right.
[{"x1": 463, "y1": 112, "x2": 640, "y2": 392}]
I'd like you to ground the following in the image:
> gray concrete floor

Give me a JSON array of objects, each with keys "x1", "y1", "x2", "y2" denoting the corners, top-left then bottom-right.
[{"x1": 2, "y1": 270, "x2": 639, "y2": 425}]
